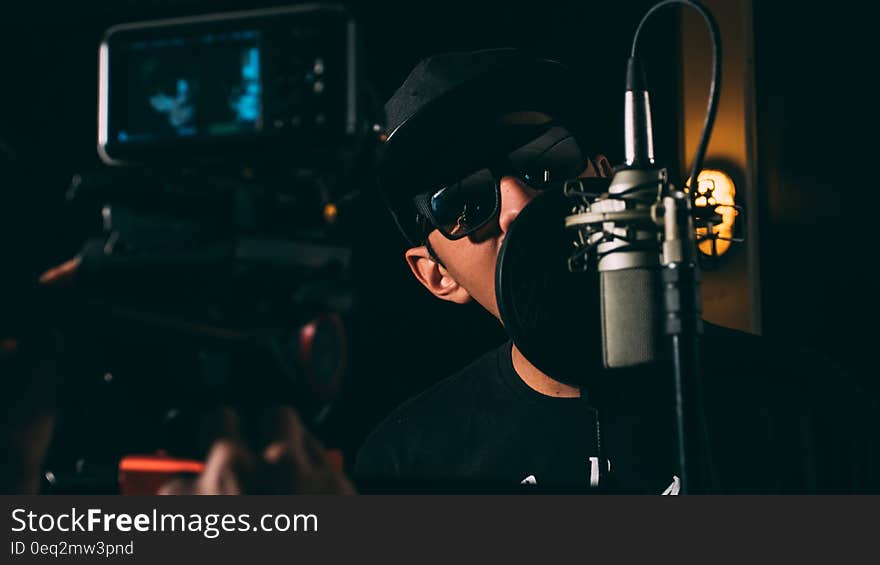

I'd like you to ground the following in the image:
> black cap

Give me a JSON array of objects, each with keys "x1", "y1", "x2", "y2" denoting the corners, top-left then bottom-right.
[{"x1": 376, "y1": 48, "x2": 589, "y2": 245}]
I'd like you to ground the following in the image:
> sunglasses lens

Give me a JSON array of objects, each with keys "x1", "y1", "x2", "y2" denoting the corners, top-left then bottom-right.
[
  {"x1": 429, "y1": 168, "x2": 497, "y2": 238},
  {"x1": 417, "y1": 124, "x2": 590, "y2": 240}
]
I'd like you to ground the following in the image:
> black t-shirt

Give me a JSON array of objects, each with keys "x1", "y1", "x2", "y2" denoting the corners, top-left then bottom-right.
[{"x1": 354, "y1": 323, "x2": 879, "y2": 493}]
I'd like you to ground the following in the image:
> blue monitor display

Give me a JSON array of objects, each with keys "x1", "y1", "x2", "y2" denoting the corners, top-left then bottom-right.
[{"x1": 117, "y1": 30, "x2": 263, "y2": 143}]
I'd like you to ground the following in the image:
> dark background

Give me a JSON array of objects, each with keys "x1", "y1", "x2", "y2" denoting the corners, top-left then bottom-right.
[
  {"x1": 753, "y1": 3, "x2": 876, "y2": 399},
  {"x1": 0, "y1": 0, "x2": 876, "y2": 478}
]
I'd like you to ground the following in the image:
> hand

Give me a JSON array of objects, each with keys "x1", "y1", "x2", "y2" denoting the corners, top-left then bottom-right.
[{"x1": 159, "y1": 407, "x2": 356, "y2": 495}]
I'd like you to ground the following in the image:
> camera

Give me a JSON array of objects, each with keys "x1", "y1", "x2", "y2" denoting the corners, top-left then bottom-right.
[{"x1": 43, "y1": 4, "x2": 376, "y2": 493}]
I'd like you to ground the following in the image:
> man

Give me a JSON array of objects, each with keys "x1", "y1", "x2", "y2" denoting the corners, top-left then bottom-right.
[{"x1": 353, "y1": 48, "x2": 879, "y2": 493}]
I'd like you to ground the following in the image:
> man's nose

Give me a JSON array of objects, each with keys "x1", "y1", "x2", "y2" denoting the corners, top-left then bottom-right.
[{"x1": 498, "y1": 176, "x2": 539, "y2": 235}]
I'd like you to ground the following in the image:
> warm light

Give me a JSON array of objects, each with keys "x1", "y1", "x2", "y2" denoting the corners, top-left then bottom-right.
[
  {"x1": 323, "y1": 203, "x2": 339, "y2": 224},
  {"x1": 693, "y1": 169, "x2": 737, "y2": 257}
]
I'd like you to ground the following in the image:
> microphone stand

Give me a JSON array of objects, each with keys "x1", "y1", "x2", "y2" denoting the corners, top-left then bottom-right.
[{"x1": 659, "y1": 189, "x2": 709, "y2": 494}]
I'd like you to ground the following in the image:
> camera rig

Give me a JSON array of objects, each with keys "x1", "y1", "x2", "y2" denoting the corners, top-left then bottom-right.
[{"x1": 42, "y1": 4, "x2": 379, "y2": 493}]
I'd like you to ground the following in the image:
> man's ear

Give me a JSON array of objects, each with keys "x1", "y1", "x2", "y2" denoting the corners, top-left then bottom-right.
[
  {"x1": 404, "y1": 246, "x2": 472, "y2": 304},
  {"x1": 593, "y1": 154, "x2": 614, "y2": 178}
]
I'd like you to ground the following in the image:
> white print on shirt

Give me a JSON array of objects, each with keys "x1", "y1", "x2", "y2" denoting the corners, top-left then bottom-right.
[
  {"x1": 589, "y1": 456, "x2": 612, "y2": 487},
  {"x1": 520, "y1": 460, "x2": 679, "y2": 494},
  {"x1": 661, "y1": 476, "x2": 681, "y2": 495}
]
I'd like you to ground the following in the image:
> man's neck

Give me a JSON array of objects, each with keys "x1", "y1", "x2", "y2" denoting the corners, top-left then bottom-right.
[{"x1": 511, "y1": 344, "x2": 580, "y2": 398}]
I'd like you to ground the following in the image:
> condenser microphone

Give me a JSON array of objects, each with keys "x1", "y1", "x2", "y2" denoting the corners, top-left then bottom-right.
[{"x1": 594, "y1": 55, "x2": 667, "y2": 369}]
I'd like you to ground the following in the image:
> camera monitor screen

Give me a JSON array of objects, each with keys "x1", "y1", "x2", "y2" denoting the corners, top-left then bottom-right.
[
  {"x1": 117, "y1": 30, "x2": 263, "y2": 143},
  {"x1": 98, "y1": 5, "x2": 358, "y2": 166}
]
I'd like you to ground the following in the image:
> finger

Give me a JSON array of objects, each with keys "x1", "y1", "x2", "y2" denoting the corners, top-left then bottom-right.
[
  {"x1": 260, "y1": 406, "x2": 357, "y2": 494},
  {"x1": 198, "y1": 406, "x2": 242, "y2": 457},
  {"x1": 263, "y1": 406, "x2": 314, "y2": 473},
  {"x1": 265, "y1": 405, "x2": 305, "y2": 445},
  {"x1": 262, "y1": 440, "x2": 357, "y2": 494},
  {"x1": 197, "y1": 439, "x2": 253, "y2": 495}
]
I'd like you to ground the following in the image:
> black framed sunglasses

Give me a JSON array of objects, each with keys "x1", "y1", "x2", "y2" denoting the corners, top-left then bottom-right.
[{"x1": 412, "y1": 124, "x2": 590, "y2": 240}]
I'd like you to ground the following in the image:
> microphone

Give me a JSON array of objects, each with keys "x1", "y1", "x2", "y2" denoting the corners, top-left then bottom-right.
[{"x1": 567, "y1": 55, "x2": 669, "y2": 369}]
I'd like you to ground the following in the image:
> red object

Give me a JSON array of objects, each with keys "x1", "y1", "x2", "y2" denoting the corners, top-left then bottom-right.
[
  {"x1": 118, "y1": 455, "x2": 204, "y2": 495},
  {"x1": 298, "y1": 313, "x2": 346, "y2": 401},
  {"x1": 119, "y1": 449, "x2": 345, "y2": 494}
]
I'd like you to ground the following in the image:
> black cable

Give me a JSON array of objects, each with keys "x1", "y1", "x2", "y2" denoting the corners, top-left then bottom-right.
[{"x1": 631, "y1": 0, "x2": 722, "y2": 194}]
